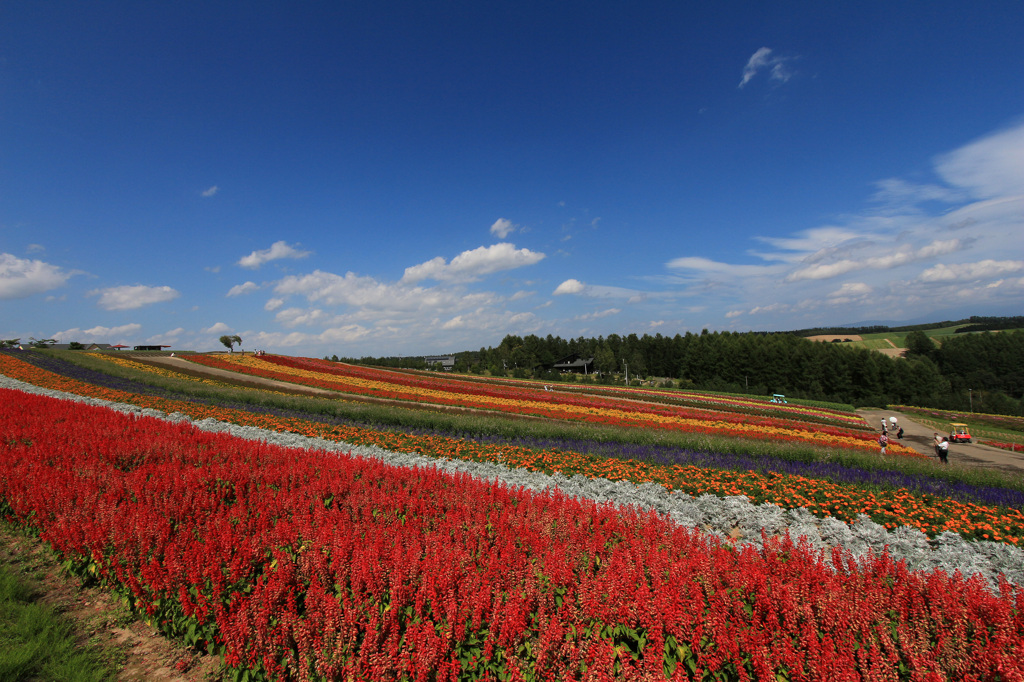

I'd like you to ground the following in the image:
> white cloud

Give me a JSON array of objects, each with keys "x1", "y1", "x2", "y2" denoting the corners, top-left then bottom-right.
[
  {"x1": 227, "y1": 281, "x2": 259, "y2": 296},
  {"x1": 401, "y1": 243, "x2": 545, "y2": 283},
  {"x1": 201, "y1": 185, "x2": 219, "y2": 197},
  {"x1": 490, "y1": 218, "x2": 516, "y2": 239},
  {"x1": 146, "y1": 327, "x2": 185, "y2": 344},
  {"x1": 748, "y1": 303, "x2": 788, "y2": 315},
  {"x1": 664, "y1": 115, "x2": 1024, "y2": 325},
  {"x1": 554, "y1": 279, "x2": 586, "y2": 295},
  {"x1": 442, "y1": 315, "x2": 467, "y2": 330},
  {"x1": 52, "y1": 323, "x2": 142, "y2": 343},
  {"x1": 785, "y1": 260, "x2": 860, "y2": 282},
  {"x1": 89, "y1": 285, "x2": 179, "y2": 310},
  {"x1": 919, "y1": 260, "x2": 1024, "y2": 282},
  {"x1": 237, "y1": 240, "x2": 312, "y2": 269},
  {"x1": 0, "y1": 253, "x2": 73, "y2": 299},
  {"x1": 553, "y1": 278, "x2": 663, "y2": 303},
  {"x1": 246, "y1": 325, "x2": 373, "y2": 350},
  {"x1": 739, "y1": 47, "x2": 796, "y2": 88},
  {"x1": 264, "y1": 297, "x2": 285, "y2": 311},
  {"x1": 828, "y1": 282, "x2": 872, "y2": 298},
  {"x1": 204, "y1": 322, "x2": 232, "y2": 334},
  {"x1": 574, "y1": 308, "x2": 621, "y2": 321},
  {"x1": 277, "y1": 270, "x2": 448, "y2": 311},
  {"x1": 244, "y1": 303, "x2": 541, "y2": 356},
  {"x1": 275, "y1": 307, "x2": 347, "y2": 328},
  {"x1": 917, "y1": 240, "x2": 961, "y2": 258}
]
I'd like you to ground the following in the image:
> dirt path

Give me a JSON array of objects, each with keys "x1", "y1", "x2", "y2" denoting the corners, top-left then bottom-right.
[
  {"x1": 0, "y1": 527, "x2": 222, "y2": 681},
  {"x1": 857, "y1": 408, "x2": 1024, "y2": 474}
]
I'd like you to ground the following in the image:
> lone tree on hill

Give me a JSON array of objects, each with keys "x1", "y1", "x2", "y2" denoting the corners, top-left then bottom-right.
[{"x1": 219, "y1": 334, "x2": 243, "y2": 353}]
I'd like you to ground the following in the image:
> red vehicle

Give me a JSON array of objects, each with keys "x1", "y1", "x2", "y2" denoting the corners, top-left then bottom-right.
[{"x1": 949, "y1": 423, "x2": 972, "y2": 443}]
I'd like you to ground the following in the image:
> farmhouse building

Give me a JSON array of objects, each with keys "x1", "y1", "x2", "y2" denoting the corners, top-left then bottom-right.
[
  {"x1": 551, "y1": 353, "x2": 595, "y2": 374},
  {"x1": 423, "y1": 355, "x2": 455, "y2": 370}
]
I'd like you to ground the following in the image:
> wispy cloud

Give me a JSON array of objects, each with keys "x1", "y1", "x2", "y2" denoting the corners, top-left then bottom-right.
[
  {"x1": 784, "y1": 240, "x2": 962, "y2": 282},
  {"x1": 201, "y1": 185, "x2": 219, "y2": 197},
  {"x1": 666, "y1": 257, "x2": 787, "y2": 277},
  {"x1": 237, "y1": 241, "x2": 312, "y2": 269},
  {"x1": 739, "y1": 47, "x2": 796, "y2": 88},
  {"x1": 659, "y1": 119, "x2": 1024, "y2": 326},
  {"x1": 934, "y1": 121, "x2": 1024, "y2": 199},
  {"x1": 89, "y1": 285, "x2": 180, "y2": 311},
  {"x1": 574, "y1": 308, "x2": 621, "y2": 321},
  {"x1": 0, "y1": 253, "x2": 74, "y2": 299}
]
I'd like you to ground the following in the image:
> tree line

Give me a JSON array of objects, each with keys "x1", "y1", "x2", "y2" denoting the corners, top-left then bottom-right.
[{"x1": 337, "y1": 327, "x2": 1024, "y2": 415}]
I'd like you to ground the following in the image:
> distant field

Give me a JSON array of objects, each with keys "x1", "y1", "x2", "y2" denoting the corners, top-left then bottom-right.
[
  {"x1": 859, "y1": 325, "x2": 968, "y2": 349},
  {"x1": 810, "y1": 325, "x2": 976, "y2": 353}
]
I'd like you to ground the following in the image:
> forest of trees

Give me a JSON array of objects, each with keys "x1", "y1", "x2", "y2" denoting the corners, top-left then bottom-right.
[{"x1": 336, "y1": 322, "x2": 1024, "y2": 416}]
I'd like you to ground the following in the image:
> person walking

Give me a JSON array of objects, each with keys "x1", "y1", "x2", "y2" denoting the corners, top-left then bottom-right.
[
  {"x1": 938, "y1": 437, "x2": 949, "y2": 464},
  {"x1": 879, "y1": 431, "x2": 889, "y2": 455},
  {"x1": 933, "y1": 432, "x2": 943, "y2": 458}
]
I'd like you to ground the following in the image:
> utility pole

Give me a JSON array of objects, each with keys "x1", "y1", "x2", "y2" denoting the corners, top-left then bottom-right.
[
  {"x1": 623, "y1": 360, "x2": 628, "y2": 386},
  {"x1": 969, "y1": 388, "x2": 973, "y2": 413}
]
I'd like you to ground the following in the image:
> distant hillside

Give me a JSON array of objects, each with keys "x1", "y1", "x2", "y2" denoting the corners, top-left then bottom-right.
[
  {"x1": 790, "y1": 315, "x2": 1024, "y2": 338},
  {"x1": 335, "y1": 320, "x2": 1024, "y2": 416}
]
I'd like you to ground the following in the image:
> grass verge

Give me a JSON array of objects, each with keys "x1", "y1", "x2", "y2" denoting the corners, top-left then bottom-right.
[{"x1": 0, "y1": 543, "x2": 113, "y2": 681}]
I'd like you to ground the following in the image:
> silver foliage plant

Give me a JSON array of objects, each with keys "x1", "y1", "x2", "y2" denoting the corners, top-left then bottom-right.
[{"x1": 2, "y1": 374, "x2": 1021, "y2": 592}]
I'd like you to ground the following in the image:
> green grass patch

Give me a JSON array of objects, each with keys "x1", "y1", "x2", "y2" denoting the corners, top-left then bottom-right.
[
  {"x1": 858, "y1": 325, "x2": 971, "y2": 349},
  {"x1": 0, "y1": 560, "x2": 112, "y2": 682}
]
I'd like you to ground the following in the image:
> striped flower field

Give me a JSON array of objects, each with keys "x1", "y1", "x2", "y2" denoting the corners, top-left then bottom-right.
[
  {"x1": 2, "y1": 349, "x2": 1024, "y2": 680},
  {"x1": 182, "y1": 353, "x2": 918, "y2": 457}
]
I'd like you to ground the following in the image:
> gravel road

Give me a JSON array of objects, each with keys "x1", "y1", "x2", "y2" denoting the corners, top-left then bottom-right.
[{"x1": 858, "y1": 408, "x2": 1024, "y2": 474}]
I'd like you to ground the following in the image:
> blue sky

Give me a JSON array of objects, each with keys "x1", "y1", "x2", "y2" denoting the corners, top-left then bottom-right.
[{"x1": 2, "y1": 2, "x2": 1023, "y2": 357}]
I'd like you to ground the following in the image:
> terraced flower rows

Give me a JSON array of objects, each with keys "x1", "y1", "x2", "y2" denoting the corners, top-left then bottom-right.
[
  {"x1": 2, "y1": 351, "x2": 1022, "y2": 545},
  {"x1": 301, "y1": 362, "x2": 868, "y2": 428},
  {"x1": 3, "y1": 388, "x2": 1022, "y2": 680},
  {"x1": 184, "y1": 354, "x2": 918, "y2": 457}
]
